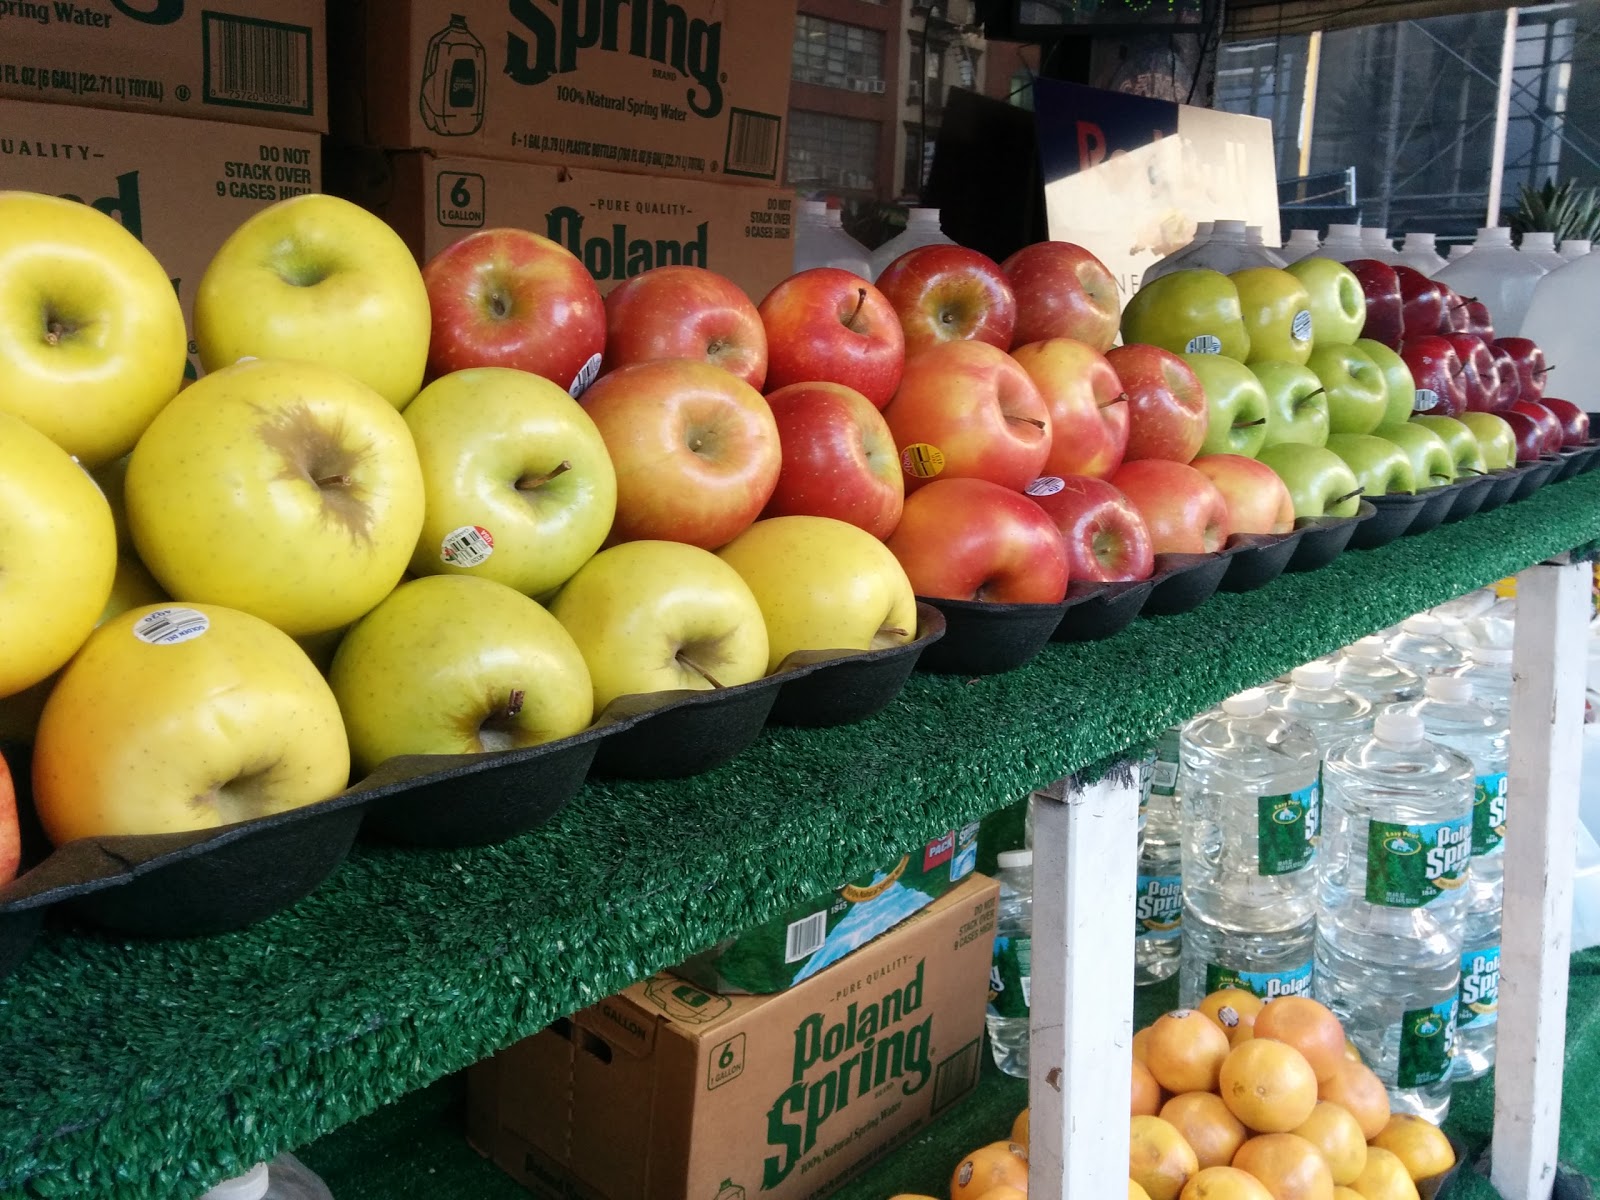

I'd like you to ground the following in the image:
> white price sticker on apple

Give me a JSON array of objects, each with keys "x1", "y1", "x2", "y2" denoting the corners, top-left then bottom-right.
[
  {"x1": 441, "y1": 524, "x2": 495, "y2": 567},
  {"x1": 132, "y1": 607, "x2": 210, "y2": 646},
  {"x1": 1025, "y1": 476, "x2": 1066, "y2": 497},
  {"x1": 1185, "y1": 334, "x2": 1223, "y2": 355},
  {"x1": 568, "y1": 353, "x2": 602, "y2": 399},
  {"x1": 1415, "y1": 388, "x2": 1440, "y2": 412},
  {"x1": 1292, "y1": 310, "x2": 1313, "y2": 343}
]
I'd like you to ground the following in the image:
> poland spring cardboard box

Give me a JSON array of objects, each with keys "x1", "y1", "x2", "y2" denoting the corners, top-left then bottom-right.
[{"x1": 467, "y1": 875, "x2": 999, "y2": 1200}]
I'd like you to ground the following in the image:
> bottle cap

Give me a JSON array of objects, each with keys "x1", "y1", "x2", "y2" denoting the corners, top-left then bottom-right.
[
  {"x1": 1470, "y1": 644, "x2": 1513, "y2": 665},
  {"x1": 908, "y1": 207, "x2": 942, "y2": 225},
  {"x1": 1221, "y1": 688, "x2": 1269, "y2": 717},
  {"x1": 1287, "y1": 229, "x2": 1319, "y2": 244},
  {"x1": 1364, "y1": 227, "x2": 1390, "y2": 240},
  {"x1": 1524, "y1": 231, "x2": 1556, "y2": 249},
  {"x1": 1375, "y1": 710, "x2": 1426, "y2": 746},
  {"x1": 1194, "y1": 221, "x2": 1215, "y2": 237},
  {"x1": 1478, "y1": 226, "x2": 1513, "y2": 245},
  {"x1": 1213, "y1": 219, "x2": 1247, "y2": 237},
  {"x1": 997, "y1": 849, "x2": 1033, "y2": 869},
  {"x1": 1404, "y1": 233, "x2": 1436, "y2": 248},
  {"x1": 199, "y1": 1165, "x2": 271, "y2": 1200},
  {"x1": 1401, "y1": 614, "x2": 1444, "y2": 637},
  {"x1": 1426, "y1": 675, "x2": 1474, "y2": 704},
  {"x1": 801, "y1": 199, "x2": 827, "y2": 217},
  {"x1": 1246, "y1": 225, "x2": 1264, "y2": 242},
  {"x1": 1563, "y1": 239, "x2": 1591, "y2": 255},
  {"x1": 1292, "y1": 662, "x2": 1338, "y2": 691},
  {"x1": 1343, "y1": 636, "x2": 1388, "y2": 662},
  {"x1": 1328, "y1": 223, "x2": 1362, "y2": 238}
]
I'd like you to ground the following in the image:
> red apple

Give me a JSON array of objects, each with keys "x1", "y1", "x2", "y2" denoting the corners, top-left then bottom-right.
[
  {"x1": 1401, "y1": 337, "x2": 1468, "y2": 418},
  {"x1": 1001, "y1": 240, "x2": 1120, "y2": 352},
  {"x1": 1510, "y1": 399, "x2": 1564, "y2": 456},
  {"x1": 422, "y1": 228, "x2": 606, "y2": 394},
  {"x1": 1464, "y1": 298, "x2": 1495, "y2": 338},
  {"x1": 1394, "y1": 265, "x2": 1448, "y2": 342},
  {"x1": 1501, "y1": 410, "x2": 1547, "y2": 463},
  {"x1": 1010, "y1": 339, "x2": 1130, "y2": 480},
  {"x1": 885, "y1": 477, "x2": 1068, "y2": 603},
  {"x1": 1104, "y1": 345, "x2": 1208, "y2": 464},
  {"x1": 1486, "y1": 342, "x2": 1520, "y2": 411},
  {"x1": 1346, "y1": 259, "x2": 1404, "y2": 348},
  {"x1": 1110, "y1": 459, "x2": 1231, "y2": 554},
  {"x1": 1444, "y1": 334, "x2": 1502, "y2": 413},
  {"x1": 1438, "y1": 288, "x2": 1474, "y2": 335},
  {"x1": 762, "y1": 381, "x2": 903, "y2": 539},
  {"x1": 581, "y1": 359, "x2": 780, "y2": 549},
  {"x1": 1538, "y1": 398, "x2": 1591, "y2": 447},
  {"x1": 1191, "y1": 454, "x2": 1295, "y2": 535},
  {"x1": 1493, "y1": 337, "x2": 1549, "y2": 403},
  {"x1": 602, "y1": 265, "x2": 768, "y2": 389},
  {"x1": 875, "y1": 245, "x2": 1017, "y2": 353},
  {"x1": 0, "y1": 752, "x2": 16, "y2": 885},
  {"x1": 882, "y1": 340, "x2": 1051, "y2": 493},
  {"x1": 757, "y1": 268, "x2": 904, "y2": 408},
  {"x1": 1029, "y1": 476, "x2": 1154, "y2": 583}
]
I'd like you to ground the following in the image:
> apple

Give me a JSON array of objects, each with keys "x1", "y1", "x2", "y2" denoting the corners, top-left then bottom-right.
[
  {"x1": 1394, "y1": 265, "x2": 1449, "y2": 342},
  {"x1": 1413, "y1": 415, "x2": 1489, "y2": 477},
  {"x1": 1309, "y1": 344, "x2": 1388, "y2": 434},
  {"x1": 1251, "y1": 361, "x2": 1330, "y2": 449},
  {"x1": 0, "y1": 192, "x2": 185, "y2": 467},
  {"x1": 1493, "y1": 337, "x2": 1549, "y2": 403},
  {"x1": 1458, "y1": 412, "x2": 1518, "y2": 470},
  {"x1": 581, "y1": 359, "x2": 780, "y2": 551},
  {"x1": 602, "y1": 265, "x2": 768, "y2": 390},
  {"x1": 0, "y1": 754, "x2": 15, "y2": 884},
  {"x1": 1510, "y1": 400, "x2": 1564, "y2": 456},
  {"x1": 718, "y1": 515, "x2": 918, "y2": 672},
  {"x1": 1373, "y1": 422, "x2": 1456, "y2": 489},
  {"x1": 1121, "y1": 269, "x2": 1251, "y2": 361},
  {"x1": 1256, "y1": 443, "x2": 1364, "y2": 518},
  {"x1": 421, "y1": 228, "x2": 605, "y2": 395},
  {"x1": 1463, "y1": 299, "x2": 1495, "y2": 339},
  {"x1": 884, "y1": 478, "x2": 1068, "y2": 603},
  {"x1": 1011, "y1": 339, "x2": 1130, "y2": 480},
  {"x1": 1343, "y1": 259, "x2": 1404, "y2": 349},
  {"x1": 196, "y1": 193, "x2": 431, "y2": 410},
  {"x1": 1002, "y1": 240, "x2": 1120, "y2": 352},
  {"x1": 1192, "y1": 453, "x2": 1295, "y2": 534},
  {"x1": 1444, "y1": 334, "x2": 1502, "y2": 413},
  {"x1": 1486, "y1": 343, "x2": 1521, "y2": 411},
  {"x1": 882, "y1": 341, "x2": 1051, "y2": 493},
  {"x1": 1105, "y1": 344, "x2": 1209, "y2": 463},
  {"x1": 1438, "y1": 287, "x2": 1474, "y2": 335},
  {"x1": 402, "y1": 367, "x2": 617, "y2": 598},
  {"x1": 763, "y1": 382, "x2": 903, "y2": 539},
  {"x1": 758, "y1": 268, "x2": 904, "y2": 408},
  {"x1": 1183, "y1": 353, "x2": 1271, "y2": 457},
  {"x1": 1029, "y1": 476, "x2": 1155, "y2": 582},
  {"x1": 549, "y1": 540, "x2": 769, "y2": 711},
  {"x1": 875, "y1": 245, "x2": 1018, "y2": 353},
  {"x1": 1325, "y1": 433, "x2": 1417, "y2": 495},
  {"x1": 1400, "y1": 337, "x2": 1468, "y2": 418},
  {"x1": 31, "y1": 603, "x2": 350, "y2": 842},
  {"x1": 1538, "y1": 398, "x2": 1590, "y2": 447},
  {"x1": 0, "y1": 410, "x2": 117, "y2": 698},
  {"x1": 1110, "y1": 459, "x2": 1231, "y2": 553},
  {"x1": 1499, "y1": 410, "x2": 1547, "y2": 463},
  {"x1": 1231, "y1": 267, "x2": 1314, "y2": 365},
  {"x1": 1284, "y1": 257, "x2": 1368, "y2": 347},
  {"x1": 1355, "y1": 338, "x2": 1420, "y2": 426}
]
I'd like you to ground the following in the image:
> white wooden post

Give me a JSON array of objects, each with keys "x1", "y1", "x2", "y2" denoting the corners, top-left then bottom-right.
[
  {"x1": 1028, "y1": 770, "x2": 1142, "y2": 1200},
  {"x1": 1492, "y1": 558, "x2": 1590, "y2": 1200}
]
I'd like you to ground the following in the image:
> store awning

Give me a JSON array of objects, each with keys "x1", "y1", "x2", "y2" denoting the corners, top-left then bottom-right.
[{"x1": 1226, "y1": 0, "x2": 1508, "y2": 38}]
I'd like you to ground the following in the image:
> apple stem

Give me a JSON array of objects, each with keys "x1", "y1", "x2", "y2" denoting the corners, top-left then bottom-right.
[
  {"x1": 1006, "y1": 415, "x2": 1048, "y2": 431},
  {"x1": 505, "y1": 689, "x2": 525, "y2": 718},
  {"x1": 677, "y1": 653, "x2": 725, "y2": 689},
  {"x1": 1461, "y1": 467, "x2": 1486, "y2": 476},
  {"x1": 315, "y1": 473, "x2": 352, "y2": 488},
  {"x1": 43, "y1": 319, "x2": 69, "y2": 345},
  {"x1": 1307, "y1": 388, "x2": 1326, "y2": 400},
  {"x1": 1539, "y1": 364, "x2": 1555, "y2": 379},
  {"x1": 1334, "y1": 487, "x2": 1365, "y2": 506},
  {"x1": 844, "y1": 287, "x2": 869, "y2": 332},
  {"x1": 518, "y1": 460, "x2": 573, "y2": 490},
  {"x1": 1238, "y1": 418, "x2": 1268, "y2": 427}
]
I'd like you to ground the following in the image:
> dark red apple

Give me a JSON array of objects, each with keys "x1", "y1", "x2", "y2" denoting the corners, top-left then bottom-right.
[
  {"x1": 1510, "y1": 400, "x2": 1564, "y2": 456},
  {"x1": 1438, "y1": 288, "x2": 1474, "y2": 335},
  {"x1": 762, "y1": 381, "x2": 903, "y2": 539},
  {"x1": 1104, "y1": 344, "x2": 1208, "y2": 464},
  {"x1": 601, "y1": 265, "x2": 768, "y2": 389},
  {"x1": 1401, "y1": 337, "x2": 1468, "y2": 418},
  {"x1": 1443, "y1": 334, "x2": 1502, "y2": 413},
  {"x1": 1028, "y1": 475, "x2": 1155, "y2": 583},
  {"x1": 1493, "y1": 337, "x2": 1549, "y2": 403},
  {"x1": 1001, "y1": 240, "x2": 1121, "y2": 353},
  {"x1": 1346, "y1": 258, "x2": 1404, "y2": 349},
  {"x1": 1538, "y1": 398, "x2": 1590, "y2": 447},
  {"x1": 758, "y1": 268, "x2": 905, "y2": 408},
  {"x1": 1464, "y1": 299, "x2": 1495, "y2": 339},
  {"x1": 1394, "y1": 265, "x2": 1448, "y2": 341},
  {"x1": 1501, "y1": 410, "x2": 1547, "y2": 462},
  {"x1": 1486, "y1": 343, "x2": 1520, "y2": 411},
  {"x1": 875, "y1": 245, "x2": 1017, "y2": 354}
]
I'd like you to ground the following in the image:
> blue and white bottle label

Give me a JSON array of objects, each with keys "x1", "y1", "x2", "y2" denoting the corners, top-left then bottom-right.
[
  {"x1": 1458, "y1": 944, "x2": 1500, "y2": 1030},
  {"x1": 1135, "y1": 874, "x2": 1182, "y2": 942},
  {"x1": 1204, "y1": 959, "x2": 1313, "y2": 1001}
]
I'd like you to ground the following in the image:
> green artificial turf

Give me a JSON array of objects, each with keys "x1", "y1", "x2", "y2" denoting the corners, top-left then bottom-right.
[{"x1": 1, "y1": 472, "x2": 1598, "y2": 1199}]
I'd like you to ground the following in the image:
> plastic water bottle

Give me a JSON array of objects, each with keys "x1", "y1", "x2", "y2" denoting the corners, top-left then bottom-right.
[
  {"x1": 1137, "y1": 729, "x2": 1184, "y2": 984},
  {"x1": 1395, "y1": 233, "x2": 1448, "y2": 276},
  {"x1": 1454, "y1": 906, "x2": 1502, "y2": 1080},
  {"x1": 1451, "y1": 641, "x2": 1512, "y2": 716},
  {"x1": 1519, "y1": 231, "x2": 1568, "y2": 273},
  {"x1": 1270, "y1": 663, "x2": 1375, "y2": 831},
  {"x1": 1315, "y1": 710, "x2": 1474, "y2": 1121},
  {"x1": 1559, "y1": 238, "x2": 1592, "y2": 262},
  {"x1": 869, "y1": 208, "x2": 955, "y2": 280},
  {"x1": 1149, "y1": 219, "x2": 1280, "y2": 275},
  {"x1": 1362, "y1": 227, "x2": 1399, "y2": 264},
  {"x1": 1311, "y1": 224, "x2": 1368, "y2": 264},
  {"x1": 1335, "y1": 637, "x2": 1424, "y2": 707},
  {"x1": 1447, "y1": 244, "x2": 1473, "y2": 261},
  {"x1": 1247, "y1": 225, "x2": 1288, "y2": 266},
  {"x1": 1144, "y1": 222, "x2": 1214, "y2": 283},
  {"x1": 1436, "y1": 227, "x2": 1549, "y2": 338},
  {"x1": 1386, "y1": 615, "x2": 1466, "y2": 677},
  {"x1": 200, "y1": 1156, "x2": 333, "y2": 1200},
  {"x1": 987, "y1": 849, "x2": 1033, "y2": 1077},
  {"x1": 1178, "y1": 690, "x2": 1321, "y2": 1004},
  {"x1": 793, "y1": 201, "x2": 872, "y2": 277},
  {"x1": 1519, "y1": 251, "x2": 1600, "y2": 407},
  {"x1": 1279, "y1": 228, "x2": 1321, "y2": 264}
]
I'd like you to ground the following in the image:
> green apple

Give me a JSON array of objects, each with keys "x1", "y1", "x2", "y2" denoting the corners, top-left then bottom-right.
[
  {"x1": 1250, "y1": 361, "x2": 1329, "y2": 449},
  {"x1": 1374, "y1": 422, "x2": 1455, "y2": 489},
  {"x1": 1415, "y1": 415, "x2": 1490, "y2": 476},
  {"x1": 1285, "y1": 257, "x2": 1367, "y2": 347},
  {"x1": 550, "y1": 540, "x2": 769, "y2": 712},
  {"x1": 403, "y1": 367, "x2": 617, "y2": 599},
  {"x1": 1231, "y1": 267, "x2": 1314, "y2": 366},
  {"x1": 1355, "y1": 338, "x2": 1419, "y2": 426},
  {"x1": 717, "y1": 516, "x2": 918, "y2": 674},
  {"x1": 329, "y1": 575, "x2": 594, "y2": 775},
  {"x1": 195, "y1": 193, "x2": 432, "y2": 410},
  {"x1": 1326, "y1": 433, "x2": 1417, "y2": 496},
  {"x1": 1122, "y1": 269, "x2": 1250, "y2": 361},
  {"x1": 1183, "y1": 353, "x2": 1270, "y2": 458},
  {"x1": 1458, "y1": 412, "x2": 1517, "y2": 471},
  {"x1": 1308, "y1": 344, "x2": 1388, "y2": 435},
  {"x1": 1257, "y1": 443, "x2": 1364, "y2": 518}
]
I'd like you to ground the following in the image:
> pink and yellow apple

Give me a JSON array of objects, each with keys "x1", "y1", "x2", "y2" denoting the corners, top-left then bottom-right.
[
  {"x1": 758, "y1": 268, "x2": 904, "y2": 408},
  {"x1": 601, "y1": 265, "x2": 768, "y2": 389},
  {"x1": 1104, "y1": 345, "x2": 1209, "y2": 464},
  {"x1": 1001, "y1": 240, "x2": 1120, "y2": 352},
  {"x1": 1191, "y1": 453, "x2": 1295, "y2": 535},
  {"x1": 1029, "y1": 476, "x2": 1155, "y2": 582},
  {"x1": 762, "y1": 382, "x2": 904, "y2": 540},
  {"x1": 1011, "y1": 339, "x2": 1129, "y2": 480},
  {"x1": 885, "y1": 478, "x2": 1068, "y2": 604},
  {"x1": 1110, "y1": 459, "x2": 1231, "y2": 553},
  {"x1": 875, "y1": 245, "x2": 1017, "y2": 353}
]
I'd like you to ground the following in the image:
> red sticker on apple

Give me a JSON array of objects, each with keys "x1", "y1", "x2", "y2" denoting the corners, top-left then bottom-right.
[
  {"x1": 132, "y1": 607, "x2": 209, "y2": 646},
  {"x1": 1025, "y1": 476, "x2": 1066, "y2": 496},
  {"x1": 441, "y1": 524, "x2": 495, "y2": 567},
  {"x1": 1415, "y1": 388, "x2": 1440, "y2": 412},
  {"x1": 1185, "y1": 334, "x2": 1223, "y2": 355},
  {"x1": 900, "y1": 443, "x2": 946, "y2": 479}
]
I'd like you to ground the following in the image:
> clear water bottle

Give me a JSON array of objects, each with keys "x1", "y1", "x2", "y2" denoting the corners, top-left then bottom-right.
[
  {"x1": 1270, "y1": 662, "x2": 1375, "y2": 831},
  {"x1": 200, "y1": 1156, "x2": 333, "y2": 1200},
  {"x1": 1316, "y1": 710, "x2": 1474, "y2": 1121},
  {"x1": 1279, "y1": 228, "x2": 1321, "y2": 264},
  {"x1": 1451, "y1": 641, "x2": 1512, "y2": 717},
  {"x1": 1335, "y1": 637, "x2": 1424, "y2": 707},
  {"x1": 1151, "y1": 219, "x2": 1281, "y2": 275},
  {"x1": 1178, "y1": 690, "x2": 1321, "y2": 1004},
  {"x1": 1137, "y1": 728, "x2": 1184, "y2": 985},
  {"x1": 869, "y1": 208, "x2": 955, "y2": 280},
  {"x1": 1454, "y1": 905, "x2": 1501, "y2": 1079},
  {"x1": 987, "y1": 849, "x2": 1032, "y2": 1078},
  {"x1": 1386, "y1": 615, "x2": 1466, "y2": 678}
]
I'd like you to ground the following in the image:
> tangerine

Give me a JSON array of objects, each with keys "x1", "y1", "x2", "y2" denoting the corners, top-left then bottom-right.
[
  {"x1": 1134, "y1": 1060, "x2": 1164, "y2": 1116},
  {"x1": 1369, "y1": 1115, "x2": 1455, "y2": 1182},
  {"x1": 1254, "y1": 998, "x2": 1348, "y2": 1082},
  {"x1": 951, "y1": 1141, "x2": 1030, "y2": 1200},
  {"x1": 1161, "y1": 1093, "x2": 1249, "y2": 1169},
  {"x1": 1316, "y1": 1060, "x2": 1390, "y2": 1140},
  {"x1": 1349, "y1": 1147, "x2": 1419, "y2": 1200},
  {"x1": 1289, "y1": 1102, "x2": 1368, "y2": 1185},
  {"x1": 1230, "y1": 1012, "x2": 1259, "y2": 1047},
  {"x1": 1147, "y1": 1009, "x2": 1233, "y2": 1094},
  {"x1": 1232, "y1": 1133, "x2": 1335, "y2": 1200},
  {"x1": 1130, "y1": 1115, "x2": 1201, "y2": 1200},
  {"x1": 1181, "y1": 1166, "x2": 1277, "y2": 1200},
  {"x1": 1012, "y1": 1109, "x2": 1030, "y2": 1149},
  {"x1": 1135, "y1": 1025, "x2": 1155, "y2": 1065},
  {"x1": 1200, "y1": 989, "x2": 1266, "y2": 1035},
  {"x1": 1218, "y1": 1039, "x2": 1319, "y2": 1132}
]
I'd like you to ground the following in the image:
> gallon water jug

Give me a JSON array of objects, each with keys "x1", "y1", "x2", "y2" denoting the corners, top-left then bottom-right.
[
  {"x1": 1335, "y1": 638, "x2": 1423, "y2": 707},
  {"x1": 1247, "y1": 226, "x2": 1288, "y2": 266},
  {"x1": 1519, "y1": 231, "x2": 1568, "y2": 273},
  {"x1": 1362, "y1": 228, "x2": 1399, "y2": 264},
  {"x1": 1447, "y1": 244, "x2": 1473, "y2": 261},
  {"x1": 793, "y1": 201, "x2": 871, "y2": 277},
  {"x1": 1520, "y1": 252, "x2": 1600, "y2": 406},
  {"x1": 1395, "y1": 233, "x2": 1447, "y2": 277},
  {"x1": 1386, "y1": 615, "x2": 1466, "y2": 677},
  {"x1": 419, "y1": 15, "x2": 486, "y2": 136},
  {"x1": 1313, "y1": 224, "x2": 1369, "y2": 263},
  {"x1": 869, "y1": 208, "x2": 954, "y2": 280},
  {"x1": 1559, "y1": 238, "x2": 1592, "y2": 262},
  {"x1": 1154, "y1": 219, "x2": 1281, "y2": 275},
  {"x1": 1144, "y1": 222, "x2": 1215, "y2": 283},
  {"x1": 1435, "y1": 228, "x2": 1549, "y2": 337},
  {"x1": 1279, "y1": 229, "x2": 1321, "y2": 264},
  {"x1": 1450, "y1": 641, "x2": 1512, "y2": 716}
]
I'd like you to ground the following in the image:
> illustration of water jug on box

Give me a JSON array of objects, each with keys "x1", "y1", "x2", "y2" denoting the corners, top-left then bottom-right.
[{"x1": 420, "y1": 15, "x2": 486, "y2": 136}]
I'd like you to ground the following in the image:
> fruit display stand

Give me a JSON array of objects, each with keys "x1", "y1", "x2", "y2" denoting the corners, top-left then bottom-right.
[{"x1": 1, "y1": 472, "x2": 1598, "y2": 1200}]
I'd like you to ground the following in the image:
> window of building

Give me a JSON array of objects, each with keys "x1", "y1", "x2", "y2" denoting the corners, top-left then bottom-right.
[
  {"x1": 908, "y1": 35, "x2": 947, "y2": 108},
  {"x1": 1007, "y1": 68, "x2": 1034, "y2": 110},
  {"x1": 792, "y1": 14, "x2": 887, "y2": 91},
  {"x1": 788, "y1": 109, "x2": 882, "y2": 192}
]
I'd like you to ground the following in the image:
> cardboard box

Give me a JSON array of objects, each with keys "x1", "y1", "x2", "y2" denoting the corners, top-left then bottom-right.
[
  {"x1": 468, "y1": 875, "x2": 998, "y2": 1200},
  {"x1": 349, "y1": 149, "x2": 794, "y2": 302},
  {"x1": 676, "y1": 823, "x2": 982, "y2": 994},
  {"x1": 0, "y1": 100, "x2": 321, "y2": 378},
  {"x1": 332, "y1": 0, "x2": 793, "y2": 184},
  {"x1": 0, "y1": 0, "x2": 326, "y2": 133}
]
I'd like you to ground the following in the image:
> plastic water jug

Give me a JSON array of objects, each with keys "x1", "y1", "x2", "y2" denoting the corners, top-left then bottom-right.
[
  {"x1": 1144, "y1": 222, "x2": 1215, "y2": 283},
  {"x1": 419, "y1": 14, "x2": 486, "y2": 136},
  {"x1": 1147, "y1": 220, "x2": 1281, "y2": 278},
  {"x1": 869, "y1": 208, "x2": 954, "y2": 280},
  {"x1": 1519, "y1": 231, "x2": 1568, "y2": 273},
  {"x1": 1435, "y1": 228, "x2": 1549, "y2": 337},
  {"x1": 1395, "y1": 233, "x2": 1447, "y2": 276},
  {"x1": 1362, "y1": 228, "x2": 1399, "y2": 263},
  {"x1": 1247, "y1": 226, "x2": 1287, "y2": 266},
  {"x1": 1279, "y1": 229, "x2": 1321, "y2": 264},
  {"x1": 1559, "y1": 238, "x2": 1592, "y2": 262},
  {"x1": 793, "y1": 201, "x2": 871, "y2": 277},
  {"x1": 1519, "y1": 251, "x2": 1600, "y2": 407},
  {"x1": 200, "y1": 1156, "x2": 334, "y2": 1200},
  {"x1": 1312, "y1": 224, "x2": 1368, "y2": 263}
]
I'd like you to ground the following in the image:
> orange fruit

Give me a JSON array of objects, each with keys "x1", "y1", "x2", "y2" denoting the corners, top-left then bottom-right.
[
  {"x1": 1343, "y1": 1040, "x2": 1362, "y2": 1063},
  {"x1": 1317, "y1": 1060, "x2": 1390, "y2": 1140},
  {"x1": 1369, "y1": 1115, "x2": 1455, "y2": 1182},
  {"x1": 1232, "y1": 1133, "x2": 1335, "y2": 1200},
  {"x1": 1334, "y1": 1189, "x2": 1365, "y2": 1200},
  {"x1": 1231, "y1": 1012, "x2": 1259, "y2": 1047},
  {"x1": 1146, "y1": 1009, "x2": 1233, "y2": 1094},
  {"x1": 1162, "y1": 1092, "x2": 1249, "y2": 1169},
  {"x1": 1011, "y1": 1108, "x2": 1030, "y2": 1149},
  {"x1": 1181, "y1": 1166, "x2": 1277, "y2": 1200},
  {"x1": 1290, "y1": 1102, "x2": 1368, "y2": 1185},
  {"x1": 1200, "y1": 989, "x2": 1267, "y2": 1035},
  {"x1": 1253, "y1": 997, "x2": 1347, "y2": 1082},
  {"x1": 1130, "y1": 1115, "x2": 1201, "y2": 1200},
  {"x1": 1134, "y1": 1024, "x2": 1155, "y2": 1065},
  {"x1": 951, "y1": 1142, "x2": 1030, "y2": 1200},
  {"x1": 1133, "y1": 1182, "x2": 1155, "y2": 1200},
  {"x1": 1218, "y1": 1039, "x2": 1319, "y2": 1133},
  {"x1": 1134, "y1": 1060, "x2": 1164, "y2": 1116},
  {"x1": 1349, "y1": 1147, "x2": 1419, "y2": 1200}
]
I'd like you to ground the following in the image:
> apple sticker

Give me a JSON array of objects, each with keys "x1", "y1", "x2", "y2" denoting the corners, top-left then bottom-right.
[
  {"x1": 900, "y1": 443, "x2": 946, "y2": 479},
  {"x1": 441, "y1": 524, "x2": 495, "y2": 567},
  {"x1": 132, "y1": 608, "x2": 210, "y2": 646},
  {"x1": 1185, "y1": 334, "x2": 1223, "y2": 355},
  {"x1": 1025, "y1": 476, "x2": 1066, "y2": 497},
  {"x1": 567, "y1": 352, "x2": 602, "y2": 399},
  {"x1": 1292, "y1": 310, "x2": 1313, "y2": 343}
]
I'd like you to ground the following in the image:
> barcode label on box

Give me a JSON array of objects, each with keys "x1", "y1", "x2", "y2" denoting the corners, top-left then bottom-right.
[
  {"x1": 932, "y1": 1038, "x2": 981, "y2": 1113},
  {"x1": 784, "y1": 911, "x2": 828, "y2": 962},
  {"x1": 723, "y1": 108, "x2": 781, "y2": 179},
  {"x1": 202, "y1": 13, "x2": 313, "y2": 116}
]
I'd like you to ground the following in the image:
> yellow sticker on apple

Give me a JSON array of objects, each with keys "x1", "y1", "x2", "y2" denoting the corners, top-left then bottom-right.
[
  {"x1": 901, "y1": 443, "x2": 946, "y2": 479},
  {"x1": 132, "y1": 607, "x2": 210, "y2": 646},
  {"x1": 441, "y1": 524, "x2": 495, "y2": 567}
]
